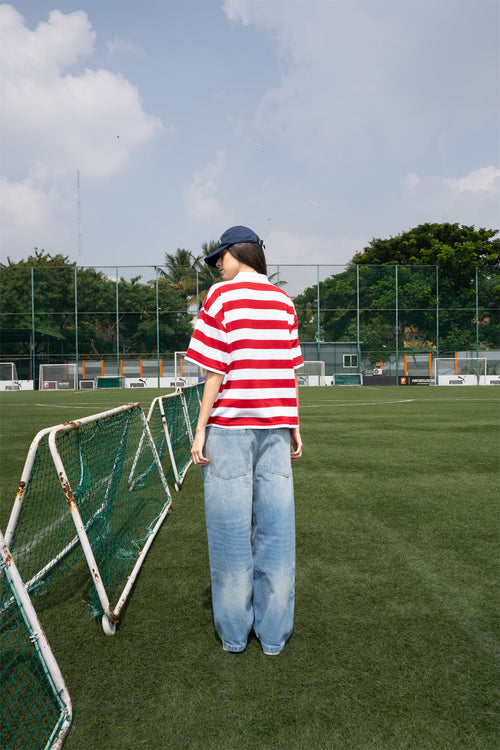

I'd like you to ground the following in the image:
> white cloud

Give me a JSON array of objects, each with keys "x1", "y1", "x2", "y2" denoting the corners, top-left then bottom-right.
[
  {"x1": 0, "y1": 4, "x2": 163, "y2": 181},
  {"x1": 0, "y1": 5, "x2": 94, "y2": 76},
  {"x1": 402, "y1": 173, "x2": 421, "y2": 190},
  {"x1": 266, "y1": 228, "x2": 364, "y2": 267},
  {"x1": 224, "y1": 0, "x2": 499, "y2": 164},
  {"x1": 445, "y1": 166, "x2": 500, "y2": 195},
  {"x1": 0, "y1": 4, "x2": 163, "y2": 259},
  {"x1": 0, "y1": 176, "x2": 73, "y2": 257},
  {"x1": 399, "y1": 166, "x2": 500, "y2": 229},
  {"x1": 185, "y1": 151, "x2": 233, "y2": 224},
  {"x1": 107, "y1": 37, "x2": 140, "y2": 58},
  {"x1": 0, "y1": 6, "x2": 163, "y2": 180}
]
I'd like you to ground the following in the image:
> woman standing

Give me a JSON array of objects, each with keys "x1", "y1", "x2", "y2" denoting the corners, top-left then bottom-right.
[{"x1": 185, "y1": 225, "x2": 303, "y2": 655}]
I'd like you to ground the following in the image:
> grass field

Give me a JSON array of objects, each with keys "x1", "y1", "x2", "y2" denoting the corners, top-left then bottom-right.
[{"x1": 0, "y1": 386, "x2": 499, "y2": 750}]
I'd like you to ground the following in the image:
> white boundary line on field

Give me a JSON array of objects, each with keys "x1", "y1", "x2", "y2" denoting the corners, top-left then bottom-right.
[
  {"x1": 302, "y1": 399, "x2": 416, "y2": 407},
  {"x1": 22, "y1": 403, "x2": 120, "y2": 409},
  {"x1": 302, "y1": 396, "x2": 500, "y2": 408},
  {"x1": 331, "y1": 474, "x2": 498, "y2": 659}
]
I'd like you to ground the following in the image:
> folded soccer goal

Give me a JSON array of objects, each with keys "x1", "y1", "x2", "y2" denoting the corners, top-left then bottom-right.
[
  {"x1": 181, "y1": 383, "x2": 204, "y2": 435},
  {"x1": 1, "y1": 528, "x2": 72, "y2": 749},
  {"x1": 146, "y1": 391, "x2": 194, "y2": 491},
  {"x1": 5, "y1": 404, "x2": 172, "y2": 635}
]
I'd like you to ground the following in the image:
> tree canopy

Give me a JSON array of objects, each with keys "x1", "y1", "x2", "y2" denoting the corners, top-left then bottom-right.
[
  {"x1": 293, "y1": 223, "x2": 500, "y2": 355},
  {"x1": 159, "y1": 242, "x2": 221, "y2": 306},
  {"x1": 352, "y1": 223, "x2": 499, "y2": 268},
  {"x1": 0, "y1": 250, "x2": 193, "y2": 358}
]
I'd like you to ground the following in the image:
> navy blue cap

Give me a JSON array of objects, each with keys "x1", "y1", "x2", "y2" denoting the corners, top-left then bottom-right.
[{"x1": 204, "y1": 225, "x2": 265, "y2": 267}]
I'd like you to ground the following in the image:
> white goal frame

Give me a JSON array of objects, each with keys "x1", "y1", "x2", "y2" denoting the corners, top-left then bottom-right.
[
  {"x1": 1, "y1": 527, "x2": 73, "y2": 748},
  {"x1": 5, "y1": 404, "x2": 172, "y2": 636},
  {"x1": 431, "y1": 357, "x2": 487, "y2": 386},
  {"x1": 174, "y1": 351, "x2": 202, "y2": 385},
  {"x1": 39, "y1": 363, "x2": 78, "y2": 390},
  {"x1": 0, "y1": 362, "x2": 19, "y2": 391},
  {"x1": 297, "y1": 361, "x2": 326, "y2": 386},
  {"x1": 145, "y1": 391, "x2": 194, "y2": 491}
]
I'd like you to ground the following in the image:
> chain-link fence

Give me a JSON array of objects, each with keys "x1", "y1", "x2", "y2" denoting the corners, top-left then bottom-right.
[{"x1": 1, "y1": 263, "x2": 498, "y2": 385}]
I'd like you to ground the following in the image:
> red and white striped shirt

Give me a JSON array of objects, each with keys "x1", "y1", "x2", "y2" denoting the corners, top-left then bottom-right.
[{"x1": 185, "y1": 272, "x2": 303, "y2": 428}]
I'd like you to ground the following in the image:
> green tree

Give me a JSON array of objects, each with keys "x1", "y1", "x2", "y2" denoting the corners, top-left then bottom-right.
[
  {"x1": 293, "y1": 223, "x2": 500, "y2": 354},
  {"x1": 195, "y1": 241, "x2": 223, "y2": 303},
  {"x1": 160, "y1": 244, "x2": 221, "y2": 308},
  {"x1": 161, "y1": 248, "x2": 198, "y2": 300},
  {"x1": 0, "y1": 250, "x2": 75, "y2": 357},
  {"x1": 0, "y1": 251, "x2": 194, "y2": 359}
]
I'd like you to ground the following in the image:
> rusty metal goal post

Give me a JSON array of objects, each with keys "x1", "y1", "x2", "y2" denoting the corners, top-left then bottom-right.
[
  {"x1": 0, "y1": 528, "x2": 72, "y2": 749},
  {"x1": 5, "y1": 404, "x2": 172, "y2": 636}
]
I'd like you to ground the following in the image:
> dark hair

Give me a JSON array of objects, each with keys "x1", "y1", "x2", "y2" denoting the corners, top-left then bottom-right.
[{"x1": 227, "y1": 242, "x2": 267, "y2": 275}]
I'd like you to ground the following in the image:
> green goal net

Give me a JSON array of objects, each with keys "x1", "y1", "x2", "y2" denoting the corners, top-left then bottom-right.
[
  {"x1": 5, "y1": 404, "x2": 171, "y2": 634},
  {"x1": 0, "y1": 528, "x2": 72, "y2": 749},
  {"x1": 182, "y1": 383, "x2": 204, "y2": 435},
  {"x1": 146, "y1": 390, "x2": 198, "y2": 491},
  {"x1": 332, "y1": 373, "x2": 363, "y2": 385}
]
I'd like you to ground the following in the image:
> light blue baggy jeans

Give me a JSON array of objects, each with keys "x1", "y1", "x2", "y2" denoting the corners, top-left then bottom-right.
[{"x1": 202, "y1": 427, "x2": 295, "y2": 654}]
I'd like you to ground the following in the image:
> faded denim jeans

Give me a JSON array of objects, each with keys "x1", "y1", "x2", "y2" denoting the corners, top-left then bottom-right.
[{"x1": 202, "y1": 427, "x2": 295, "y2": 654}]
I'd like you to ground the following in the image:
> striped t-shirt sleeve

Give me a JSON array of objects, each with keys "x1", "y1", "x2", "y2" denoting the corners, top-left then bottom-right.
[{"x1": 185, "y1": 288, "x2": 228, "y2": 375}]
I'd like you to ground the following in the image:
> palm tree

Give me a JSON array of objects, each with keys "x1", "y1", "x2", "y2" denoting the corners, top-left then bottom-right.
[
  {"x1": 162, "y1": 241, "x2": 288, "y2": 312},
  {"x1": 160, "y1": 248, "x2": 198, "y2": 299},
  {"x1": 194, "y1": 241, "x2": 223, "y2": 303}
]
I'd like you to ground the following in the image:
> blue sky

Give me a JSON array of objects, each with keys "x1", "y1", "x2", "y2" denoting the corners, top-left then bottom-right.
[{"x1": 1, "y1": 0, "x2": 499, "y2": 281}]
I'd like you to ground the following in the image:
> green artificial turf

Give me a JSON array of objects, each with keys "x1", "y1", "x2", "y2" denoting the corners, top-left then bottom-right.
[{"x1": 0, "y1": 386, "x2": 498, "y2": 749}]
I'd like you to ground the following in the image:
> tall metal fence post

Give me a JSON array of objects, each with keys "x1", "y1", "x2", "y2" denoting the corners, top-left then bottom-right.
[
  {"x1": 196, "y1": 266, "x2": 200, "y2": 318},
  {"x1": 74, "y1": 266, "x2": 79, "y2": 384},
  {"x1": 115, "y1": 267, "x2": 120, "y2": 377},
  {"x1": 316, "y1": 265, "x2": 321, "y2": 360},
  {"x1": 156, "y1": 267, "x2": 160, "y2": 387},
  {"x1": 395, "y1": 265, "x2": 399, "y2": 383},
  {"x1": 356, "y1": 264, "x2": 361, "y2": 374},
  {"x1": 436, "y1": 265, "x2": 440, "y2": 363},
  {"x1": 31, "y1": 267, "x2": 35, "y2": 389},
  {"x1": 476, "y1": 265, "x2": 480, "y2": 376}
]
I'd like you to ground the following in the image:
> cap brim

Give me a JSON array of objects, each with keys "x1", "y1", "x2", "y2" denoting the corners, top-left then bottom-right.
[
  {"x1": 204, "y1": 246, "x2": 226, "y2": 267},
  {"x1": 203, "y1": 244, "x2": 230, "y2": 268}
]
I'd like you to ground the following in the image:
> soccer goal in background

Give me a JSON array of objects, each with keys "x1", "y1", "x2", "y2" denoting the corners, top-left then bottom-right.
[
  {"x1": 0, "y1": 527, "x2": 72, "y2": 749},
  {"x1": 0, "y1": 362, "x2": 19, "y2": 391},
  {"x1": 174, "y1": 351, "x2": 202, "y2": 386},
  {"x1": 39, "y1": 364, "x2": 78, "y2": 390},
  {"x1": 5, "y1": 404, "x2": 172, "y2": 635},
  {"x1": 297, "y1": 361, "x2": 326, "y2": 386},
  {"x1": 431, "y1": 357, "x2": 487, "y2": 386},
  {"x1": 95, "y1": 376, "x2": 126, "y2": 389},
  {"x1": 332, "y1": 372, "x2": 363, "y2": 385}
]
